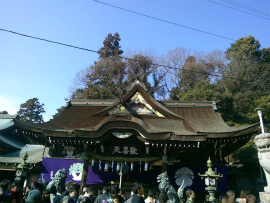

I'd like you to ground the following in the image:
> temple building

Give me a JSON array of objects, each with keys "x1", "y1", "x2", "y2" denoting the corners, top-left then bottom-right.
[
  {"x1": 0, "y1": 81, "x2": 259, "y2": 194},
  {"x1": 0, "y1": 114, "x2": 51, "y2": 182}
]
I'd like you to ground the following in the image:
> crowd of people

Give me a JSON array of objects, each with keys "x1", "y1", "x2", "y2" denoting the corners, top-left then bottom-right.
[{"x1": 0, "y1": 179, "x2": 260, "y2": 203}]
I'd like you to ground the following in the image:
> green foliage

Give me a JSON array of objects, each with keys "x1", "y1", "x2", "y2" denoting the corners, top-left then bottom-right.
[
  {"x1": 233, "y1": 139, "x2": 259, "y2": 164},
  {"x1": 174, "y1": 80, "x2": 235, "y2": 121},
  {"x1": 98, "y1": 32, "x2": 123, "y2": 58},
  {"x1": 17, "y1": 98, "x2": 45, "y2": 123},
  {"x1": 71, "y1": 34, "x2": 163, "y2": 99},
  {"x1": 246, "y1": 95, "x2": 270, "y2": 132},
  {"x1": 225, "y1": 35, "x2": 261, "y2": 60},
  {"x1": 170, "y1": 35, "x2": 269, "y2": 165},
  {"x1": 0, "y1": 111, "x2": 8, "y2": 114}
]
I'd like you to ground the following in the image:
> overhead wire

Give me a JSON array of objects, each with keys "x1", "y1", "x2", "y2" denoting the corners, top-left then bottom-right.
[
  {"x1": 219, "y1": 0, "x2": 270, "y2": 17},
  {"x1": 0, "y1": 28, "x2": 99, "y2": 54},
  {"x1": 93, "y1": 0, "x2": 236, "y2": 41},
  {"x1": 0, "y1": 28, "x2": 236, "y2": 80},
  {"x1": 207, "y1": 0, "x2": 270, "y2": 21}
]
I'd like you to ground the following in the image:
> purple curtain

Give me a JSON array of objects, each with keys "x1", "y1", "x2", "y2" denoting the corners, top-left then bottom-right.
[{"x1": 40, "y1": 158, "x2": 227, "y2": 192}]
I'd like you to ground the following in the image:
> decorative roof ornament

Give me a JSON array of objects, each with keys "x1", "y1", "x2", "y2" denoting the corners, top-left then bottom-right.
[
  {"x1": 212, "y1": 101, "x2": 218, "y2": 112},
  {"x1": 128, "y1": 80, "x2": 147, "y2": 91},
  {"x1": 109, "y1": 104, "x2": 137, "y2": 116}
]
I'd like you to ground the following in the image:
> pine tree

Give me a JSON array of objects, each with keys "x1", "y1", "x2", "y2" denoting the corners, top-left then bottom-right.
[{"x1": 17, "y1": 98, "x2": 45, "y2": 123}]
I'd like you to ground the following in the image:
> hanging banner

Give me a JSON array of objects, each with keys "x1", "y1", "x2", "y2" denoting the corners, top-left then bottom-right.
[
  {"x1": 40, "y1": 158, "x2": 119, "y2": 185},
  {"x1": 40, "y1": 158, "x2": 227, "y2": 192},
  {"x1": 129, "y1": 163, "x2": 227, "y2": 192}
]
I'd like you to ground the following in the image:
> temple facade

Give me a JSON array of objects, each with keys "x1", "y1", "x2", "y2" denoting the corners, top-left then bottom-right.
[{"x1": 0, "y1": 82, "x2": 260, "y2": 194}]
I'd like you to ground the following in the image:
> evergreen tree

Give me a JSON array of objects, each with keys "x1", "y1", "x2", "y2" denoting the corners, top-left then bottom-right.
[
  {"x1": 98, "y1": 32, "x2": 123, "y2": 58},
  {"x1": 17, "y1": 98, "x2": 45, "y2": 123}
]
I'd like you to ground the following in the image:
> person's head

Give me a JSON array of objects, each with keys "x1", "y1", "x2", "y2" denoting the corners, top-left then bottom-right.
[
  {"x1": 226, "y1": 190, "x2": 235, "y2": 199},
  {"x1": 180, "y1": 197, "x2": 185, "y2": 203},
  {"x1": 159, "y1": 192, "x2": 168, "y2": 203},
  {"x1": 110, "y1": 185, "x2": 120, "y2": 196},
  {"x1": 246, "y1": 194, "x2": 256, "y2": 203},
  {"x1": 222, "y1": 195, "x2": 234, "y2": 203},
  {"x1": 103, "y1": 186, "x2": 110, "y2": 194},
  {"x1": 65, "y1": 181, "x2": 76, "y2": 189},
  {"x1": 119, "y1": 190, "x2": 125, "y2": 198},
  {"x1": 148, "y1": 189, "x2": 156, "y2": 198},
  {"x1": 34, "y1": 182, "x2": 44, "y2": 193},
  {"x1": 132, "y1": 182, "x2": 144, "y2": 197},
  {"x1": 185, "y1": 189, "x2": 195, "y2": 200},
  {"x1": 98, "y1": 189, "x2": 103, "y2": 195},
  {"x1": 26, "y1": 186, "x2": 31, "y2": 192},
  {"x1": 56, "y1": 185, "x2": 65, "y2": 194},
  {"x1": 0, "y1": 179, "x2": 12, "y2": 192},
  {"x1": 240, "y1": 190, "x2": 250, "y2": 198},
  {"x1": 68, "y1": 187, "x2": 77, "y2": 198},
  {"x1": 42, "y1": 190, "x2": 50, "y2": 200},
  {"x1": 111, "y1": 195, "x2": 119, "y2": 203},
  {"x1": 87, "y1": 186, "x2": 95, "y2": 196},
  {"x1": 83, "y1": 186, "x2": 88, "y2": 193},
  {"x1": 11, "y1": 182, "x2": 20, "y2": 192}
]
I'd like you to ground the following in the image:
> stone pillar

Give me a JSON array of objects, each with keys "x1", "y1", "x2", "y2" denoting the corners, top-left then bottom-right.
[{"x1": 254, "y1": 133, "x2": 270, "y2": 202}]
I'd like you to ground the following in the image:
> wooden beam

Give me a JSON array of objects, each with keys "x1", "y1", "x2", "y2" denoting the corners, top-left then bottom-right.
[{"x1": 79, "y1": 158, "x2": 89, "y2": 195}]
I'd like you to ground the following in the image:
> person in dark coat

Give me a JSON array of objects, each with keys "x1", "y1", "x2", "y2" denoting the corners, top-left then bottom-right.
[
  {"x1": 109, "y1": 185, "x2": 124, "y2": 203},
  {"x1": 118, "y1": 191, "x2": 126, "y2": 202},
  {"x1": 54, "y1": 185, "x2": 65, "y2": 203},
  {"x1": 0, "y1": 179, "x2": 13, "y2": 203},
  {"x1": 81, "y1": 186, "x2": 96, "y2": 203},
  {"x1": 94, "y1": 186, "x2": 110, "y2": 203},
  {"x1": 131, "y1": 183, "x2": 144, "y2": 203},
  {"x1": 158, "y1": 193, "x2": 168, "y2": 203},
  {"x1": 25, "y1": 182, "x2": 43, "y2": 203},
  {"x1": 61, "y1": 187, "x2": 77, "y2": 203},
  {"x1": 41, "y1": 189, "x2": 51, "y2": 203},
  {"x1": 61, "y1": 181, "x2": 77, "y2": 201}
]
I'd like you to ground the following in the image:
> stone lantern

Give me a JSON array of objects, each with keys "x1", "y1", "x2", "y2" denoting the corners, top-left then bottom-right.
[
  {"x1": 199, "y1": 157, "x2": 223, "y2": 202},
  {"x1": 13, "y1": 152, "x2": 33, "y2": 187}
]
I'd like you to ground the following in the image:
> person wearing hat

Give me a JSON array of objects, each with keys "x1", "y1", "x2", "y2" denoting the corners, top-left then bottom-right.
[
  {"x1": 94, "y1": 186, "x2": 110, "y2": 203},
  {"x1": 60, "y1": 181, "x2": 77, "y2": 201}
]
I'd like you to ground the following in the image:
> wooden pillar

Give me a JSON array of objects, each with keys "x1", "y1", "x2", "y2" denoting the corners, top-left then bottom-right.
[
  {"x1": 79, "y1": 154, "x2": 89, "y2": 195},
  {"x1": 162, "y1": 145, "x2": 168, "y2": 174},
  {"x1": 162, "y1": 155, "x2": 168, "y2": 174},
  {"x1": 57, "y1": 144, "x2": 61, "y2": 157}
]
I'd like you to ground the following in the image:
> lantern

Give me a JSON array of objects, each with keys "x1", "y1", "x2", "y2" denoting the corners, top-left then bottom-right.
[
  {"x1": 144, "y1": 162, "x2": 148, "y2": 171},
  {"x1": 91, "y1": 159, "x2": 95, "y2": 167},
  {"x1": 198, "y1": 158, "x2": 223, "y2": 202}
]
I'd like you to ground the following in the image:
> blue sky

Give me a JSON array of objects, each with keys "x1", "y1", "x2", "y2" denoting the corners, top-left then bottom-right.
[{"x1": 0, "y1": 0, "x2": 269, "y2": 121}]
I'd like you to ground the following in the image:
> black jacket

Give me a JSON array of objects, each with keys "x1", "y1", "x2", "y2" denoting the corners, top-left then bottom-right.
[
  {"x1": 81, "y1": 195, "x2": 96, "y2": 203},
  {"x1": 94, "y1": 193, "x2": 110, "y2": 203},
  {"x1": 131, "y1": 194, "x2": 144, "y2": 203}
]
